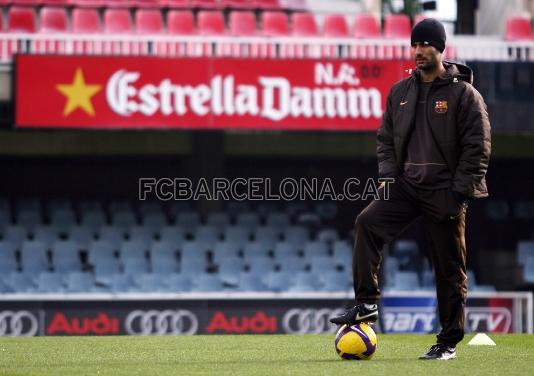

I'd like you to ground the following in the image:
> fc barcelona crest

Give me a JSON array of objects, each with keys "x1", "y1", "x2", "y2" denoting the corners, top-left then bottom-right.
[{"x1": 435, "y1": 100, "x2": 448, "y2": 114}]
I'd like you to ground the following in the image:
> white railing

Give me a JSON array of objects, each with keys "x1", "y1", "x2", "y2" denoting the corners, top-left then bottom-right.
[{"x1": 1, "y1": 33, "x2": 533, "y2": 63}]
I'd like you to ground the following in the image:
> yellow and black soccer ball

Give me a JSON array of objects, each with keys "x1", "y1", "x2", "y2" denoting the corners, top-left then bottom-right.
[{"x1": 334, "y1": 323, "x2": 378, "y2": 360}]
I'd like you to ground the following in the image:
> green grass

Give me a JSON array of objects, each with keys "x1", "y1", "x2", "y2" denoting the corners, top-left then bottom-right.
[{"x1": 0, "y1": 334, "x2": 532, "y2": 376}]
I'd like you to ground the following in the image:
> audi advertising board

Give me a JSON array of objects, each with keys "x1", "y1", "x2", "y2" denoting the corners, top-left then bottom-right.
[
  {"x1": 0, "y1": 293, "x2": 531, "y2": 336},
  {"x1": 15, "y1": 55, "x2": 413, "y2": 131}
]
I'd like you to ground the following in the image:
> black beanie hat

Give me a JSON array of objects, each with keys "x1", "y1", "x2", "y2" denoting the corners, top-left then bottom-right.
[{"x1": 411, "y1": 18, "x2": 446, "y2": 53}]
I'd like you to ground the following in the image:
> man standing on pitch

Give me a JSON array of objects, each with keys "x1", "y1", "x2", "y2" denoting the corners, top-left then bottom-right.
[{"x1": 330, "y1": 18, "x2": 491, "y2": 360}]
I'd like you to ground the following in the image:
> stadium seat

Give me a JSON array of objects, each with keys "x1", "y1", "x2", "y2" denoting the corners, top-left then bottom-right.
[
  {"x1": 7, "y1": 7, "x2": 37, "y2": 32},
  {"x1": 265, "y1": 212, "x2": 290, "y2": 229},
  {"x1": 0, "y1": 245, "x2": 18, "y2": 274},
  {"x1": 273, "y1": 241, "x2": 300, "y2": 258},
  {"x1": 317, "y1": 229, "x2": 339, "y2": 243},
  {"x1": 332, "y1": 241, "x2": 352, "y2": 265},
  {"x1": 289, "y1": 271, "x2": 322, "y2": 291},
  {"x1": 127, "y1": 226, "x2": 156, "y2": 246},
  {"x1": 32, "y1": 225, "x2": 59, "y2": 247},
  {"x1": 391, "y1": 271, "x2": 420, "y2": 290},
  {"x1": 194, "y1": 225, "x2": 221, "y2": 244},
  {"x1": 165, "y1": 273, "x2": 193, "y2": 292},
  {"x1": 292, "y1": 12, "x2": 318, "y2": 36},
  {"x1": 193, "y1": 273, "x2": 224, "y2": 291},
  {"x1": 283, "y1": 226, "x2": 309, "y2": 246},
  {"x1": 265, "y1": 270, "x2": 293, "y2": 291},
  {"x1": 224, "y1": 226, "x2": 251, "y2": 245},
  {"x1": 87, "y1": 240, "x2": 117, "y2": 264},
  {"x1": 159, "y1": 226, "x2": 185, "y2": 244},
  {"x1": 353, "y1": 13, "x2": 381, "y2": 38},
  {"x1": 175, "y1": 211, "x2": 201, "y2": 232},
  {"x1": 212, "y1": 241, "x2": 241, "y2": 265},
  {"x1": 160, "y1": 0, "x2": 191, "y2": 7},
  {"x1": 217, "y1": 256, "x2": 244, "y2": 285},
  {"x1": 3, "y1": 225, "x2": 28, "y2": 247},
  {"x1": 65, "y1": 272, "x2": 95, "y2": 292},
  {"x1": 384, "y1": 14, "x2": 411, "y2": 38},
  {"x1": 235, "y1": 212, "x2": 261, "y2": 229},
  {"x1": 98, "y1": 226, "x2": 125, "y2": 248},
  {"x1": 135, "y1": 273, "x2": 166, "y2": 292},
  {"x1": 104, "y1": 9, "x2": 132, "y2": 33},
  {"x1": 112, "y1": 210, "x2": 137, "y2": 228},
  {"x1": 36, "y1": 272, "x2": 65, "y2": 293},
  {"x1": 505, "y1": 16, "x2": 534, "y2": 41},
  {"x1": 81, "y1": 210, "x2": 107, "y2": 231},
  {"x1": 93, "y1": 259, "x2": 120, "y2": 285},
  {"x1": 167, "y1": 10, "x2": 195, "y2": 34},
  {"x1": 323, "y1": 14, "x2": 349, "y2": 37},
  {"x1": 237, "y1": 272, "x2": 269, "y2": 291},
  {"x1": 20, "y1": 241, "x2": 49, "y2": 274},
  {"x1": 322, "y1": 271, "x2": 351, "y2": 292},
  {"x1": 206, "y1": 212, "x2": 231, "y2": 228},
  {"x1": 49, "y1": 209, "x2": 76, "y2": 233},
  {"x1": 151, "y1": 252, "x2": 178, "y2": 274},
  {"x1": 123, "y1": 257, "x2": 149, "y2": 275},
  {"x1": 52, "y1": 240, "x2": 82, "y2": 273},
  {"x1": 110, "y1": 274, "x2": 135, "y2": 292},
  {"x1": 302, "y1": 241, "x2": 329, "y2": 258},
  {"x1": 242, "y1": 241, "x2": 271, "y2": 258},
  {"x1": 16, "y1": 210, "x2": 41, "y2": 229},
  {"x1": 517, "y1": 240, "x2": 534, "y2": 265},
  {"x1": 229, "y1": 11, "x2": 257, "y2": 36},
  {"x1": 246, "y1": 254, "x2": 276, "y2": 274},
  {"x1": 276, "y1": 255, "x2": 306, "y2": 272},
  {"x1": 5, "y1": 272, "x2": 36, "y2": 293},
  {"x1": 135, "y1": 9, "x2": 164, "y2": 34},
  {"x1": 120, "y1": 240, "x2": 148, "y2": 262},
  {"x1": 198, "y1": 10, "x2": 226, "y2": 35},
  {"x1": 68, "y1": 225, "x2": 94, "y2": 248},
  {"x1": 143, "y1": 212, "x2": 168, "y2": 229},
  {"x1": 261, "y1": 11, "x2": 289, "y2": 36},
  {"x1": 309, "y1": 255, "x2": 337, "y2": 273},
  {"x1": 40, "y1": 7, "x2": 68, "y2": 32}
]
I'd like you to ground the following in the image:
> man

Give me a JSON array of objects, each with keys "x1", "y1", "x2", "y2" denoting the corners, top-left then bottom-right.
[{"x1": 330, "y1": 18, "x2": 491, "y2": 360}]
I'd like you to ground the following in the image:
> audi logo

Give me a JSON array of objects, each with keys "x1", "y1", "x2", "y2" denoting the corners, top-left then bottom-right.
[
  {"x1": 282, "y1": 308, "x2": 344, "y2": 334},
  {"x1": 0, "y1": 310, "x2": 39, "y2": 337},
  {"x1": 125, "y1": 310, "x2": 198, "y2": 335}
]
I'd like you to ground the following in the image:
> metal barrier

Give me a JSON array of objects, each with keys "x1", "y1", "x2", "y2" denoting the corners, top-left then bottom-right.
[{"x1": 1, "y1": 33, "x2": 534, "y2": 63}]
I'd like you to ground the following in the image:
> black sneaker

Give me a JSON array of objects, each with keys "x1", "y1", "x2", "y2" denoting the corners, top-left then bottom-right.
[
  {"x1": 329, "y1": 303, "x2": 378, "y2": 325},
  {"x1": 418, "y1": 344, "x2": 457, "y2": 360}
]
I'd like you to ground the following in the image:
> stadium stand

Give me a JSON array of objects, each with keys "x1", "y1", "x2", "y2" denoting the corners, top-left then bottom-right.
[{"x1": 504, "y1": 15, "x2": 534, "y2": 41}]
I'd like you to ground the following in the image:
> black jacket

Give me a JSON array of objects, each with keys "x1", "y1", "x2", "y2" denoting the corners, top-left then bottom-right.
[{"x1": 377, "y1": 61, "x2": 491, "y2": 199}]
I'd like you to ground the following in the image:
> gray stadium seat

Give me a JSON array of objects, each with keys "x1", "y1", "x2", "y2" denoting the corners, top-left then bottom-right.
[
  {"x1": 123, "y1": 258, "x2": 149, "y2": 276},
  {"x1": 36, "y1": 272, "x2": 65, "y2": 293},
  {"x1": 93, "y1": 259, "x2": 121, "y2": 285},
  {"x1": 276, "y1": 254, "x2": 307, "y2": 272},
  {"x1": 317, "y1": 228, "x2": 339, "y2": 243},
  {"x1": 143, "y1": 212, "x2": 168, "y2": 229},
  {"x1": 289, "y1": 271, "x2": 322, "y2": 292},
  {"x1": 110, "y1": 274, "x2": 135, "y2": 293},
  {"x1": 88, "y1": 240, "x2": 117, "y2": 264},
  {"x1": 308, "y1": 255, "x2": 338, "y2": 273},
  {"x1": 302, "y1": 241, "x2": 329, "y2": 258},
  {"x1": 246, "y1": 255, "x2": 276, "y2": 274},
  {"x1": 16, "y1": 209, "x2": 42, "y2": 229},
  {"x1": 217, "y1": 256, "x2": 244, "y2": 286},
  {"x1": 20, "y1": 241, "x2": 49, "y2": 274},
  {"x1": 151, "y1": 252, "x2": 178, "y2": 274},
  {"x1": 206, "y1": 212, "x2": 231, "y2": 229},
  {"x1": 265, "y1": 270, "x2": 294, "y2": 292},
  {"x1": 273, "y1": 241, "x2": 300, "y2": 258},
  {"x1": 80, "y1": 210, "x2": 107, "y2": 231},
  {"x1": 391, "y1": 271, "x2": 420, "y2": 290},
  {"x1": 193, "y1": 273, "x2": 224, "y2": 292},
  {"x1": 235, "y1": 212, "x2": 260, "y2": 229},
  {"x1": 135, "y1": 273, "x2": 166, "y2": 292},
  {"x1": 212, "y1": 241, "x2": 241, "y2": 264},
  {"x1": 111, "y1": 210, "x2": 137, "y2": 228},
  {"x1": 127, "y1": 225, "x2": 156, "y2": 246},
  {"x1": 254, "y1": 226, "x2": 281, "y2": 247},
  {"x1": 283, "y1": 226, "x2": 310, "y2": 246},
  {"x1": 52, "y1": 240, "x2": 82, "y2": 273},
  {"x1": 194, "y1": 225, "x2": 222, "y2": 244},
  {"x1": 3, "y1": 225, "x2": 29, "y2": 245},
  {"x1": 237, "y1": 272, "x2": 269, "y2": 291},
  {"x1": 49, "y1": 209, "x2": 76, "y2": 233},
  {"x1": 242, "y1": 241, "x2": 271, "y2": 258},
  {"x1": 332, "y1": 241, "x2": 352, "y2": 265},
  {"x1": 165, "y1": 273, "x2": 193, "y2": 292},
  {"x1": 120, "y1": 240, "x2": 148, "y2": 262},
  {"x1": 517, "y1": 240, "x2": 534, "y2": 265},
  {"x1": 322, "y1": 271, "x2": 352, "y2": 292},
  {"x1": 266, "y1": 212, "x2": 291, "y2": 229},
  {"x1": 98, "y1": 225, "x2": 125, "y2": 248},
  {"x1": 65, "y1": 272, "x2": 95, "y2": 292},
  {"x1": 159, "y1": 226, "x2": 185, "y2": 244},
  {"x1": 224, "y1": 226, "x2": 251, "y2": 245},
  {"x1": 5, "y1": 272, "x2": 36, "y2": 293},
  {"x1": 68, "y1": 225, "x2": 95, "y2": 248},
  {"x1": 175, "y1": 211, "x2": 201, "y2": 232}
]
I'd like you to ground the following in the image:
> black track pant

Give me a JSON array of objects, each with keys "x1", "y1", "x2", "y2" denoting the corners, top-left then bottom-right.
[{"x1": 352, "y1": 176, "x2": 467, "y2": 346}]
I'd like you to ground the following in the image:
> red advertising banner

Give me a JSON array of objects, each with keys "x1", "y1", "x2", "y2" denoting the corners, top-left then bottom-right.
[{"x1": 16, "y1": 55, "x2": 413, "y2": 131}]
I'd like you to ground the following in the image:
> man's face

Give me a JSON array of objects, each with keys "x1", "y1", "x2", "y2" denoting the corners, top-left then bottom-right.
[{"x1": 412, "y1": 42, "x2": 441, "y2": 71}]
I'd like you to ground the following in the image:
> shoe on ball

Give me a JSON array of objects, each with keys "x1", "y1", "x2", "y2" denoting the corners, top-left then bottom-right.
[{"x1": 329, "y1": 303, "x2": 378, "y2": 325}]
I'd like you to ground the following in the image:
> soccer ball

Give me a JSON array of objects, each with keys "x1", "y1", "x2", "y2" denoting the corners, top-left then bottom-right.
[{"x1": 334, "y1": 323, "x2": 377, "y2": 360}]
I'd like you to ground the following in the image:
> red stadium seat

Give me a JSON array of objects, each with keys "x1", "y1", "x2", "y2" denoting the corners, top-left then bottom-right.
[
  {"x1": 413, "y1": 14, "x2": 425, "y2": 26},
  {"x1": 261, "y1": 11, "x2": 288, "y2": 36},
  {"x1": 505, "y1": 16, "x2": 534, "y2": 41},
  {"x1": 323, "y1": 14, "x2": 349, "y2": 37},
  {"x1": 72, "y1": 8, "x2": 101, "y2": 33},
  {"x1": 167, "y1": 10, "x2": 195, "y2": 34},
  {"x1": 224, "y1": 0, "x2": 254, "y2": 9},
  {"x1": 104, "y1": 9, "x2": 132, "y2": 33},
  {"x1": 40, "y1": 7, "x2": 68, "y2": 32},
  {"x1": 135, "y1": 9, "x2": 163, "y2": 33},
  {"x1": 197, "y1": 10, "x2": 226, "y2": 35},
  {"x1": 7, "y1": 7, "x2": 37, "y2": 32},
  {"x1": 253, "y1": 0, "x2": 280, "y2": 10},
  {"x1": 42, "y1": 0, "x2": 70, "y2": 5},
  {"x1": 384, "y1": 14, "x2": 411, "y2": 38},
  {"x1": 229, "y1": 11, "x2": 257, "y2": 35},
  {"x1": 283, "y1": 0, "x2": 307, "y2": 11},
  {"x1": 292, "y1": 13, "x2": 318, "y2": 36},
  {"x1": 353, "y1": 13, "x2": 380, "y2": 38}
]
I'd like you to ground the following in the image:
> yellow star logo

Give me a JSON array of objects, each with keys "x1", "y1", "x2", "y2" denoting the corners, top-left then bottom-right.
[{"x1": 56, "y1": 68, "x2": 101, "y2": 117}]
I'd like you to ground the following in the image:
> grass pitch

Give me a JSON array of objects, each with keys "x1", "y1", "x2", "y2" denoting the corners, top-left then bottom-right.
[{"x1": 0, "y1": 334, "x2": 532, "y2": 376}]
